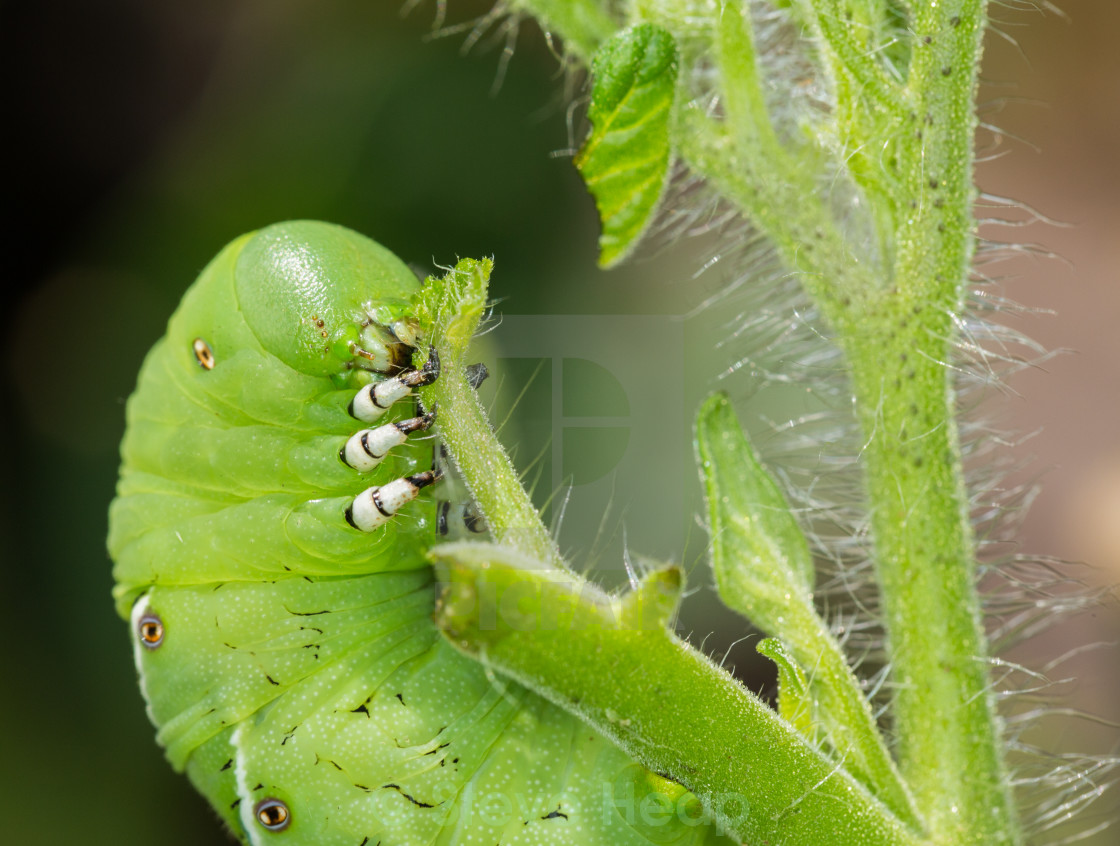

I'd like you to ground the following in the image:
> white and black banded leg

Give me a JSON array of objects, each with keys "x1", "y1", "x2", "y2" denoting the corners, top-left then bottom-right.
[
  {"x1": 345, "y1": 470, "x2": 442, "y2": 532},
  {"x1": 340, "y1": 409, "x2": 436, "y2": 473},
  {"x1": 348, "y1": 347, "x2": 440, "y2": 423}
]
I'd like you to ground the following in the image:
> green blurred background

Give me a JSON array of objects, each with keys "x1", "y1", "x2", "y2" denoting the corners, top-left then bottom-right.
[{"x1": 3, "y1": 1, "x2": 1116, "y2": 843}]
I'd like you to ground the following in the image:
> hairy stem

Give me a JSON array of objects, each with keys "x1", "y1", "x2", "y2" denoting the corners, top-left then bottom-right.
[
  {"x1": 415, "y1": 258, "x2": 567, "y2": 571},
  {"x1": 846, "y1": 321, "x2": 1016, "y2": 844},
  {"x1": 849, "y1": 2, "x2": 1018, "y2": 841},
  {"x1": 433, "y1": 542, "x2": 923, "y2": 846}
]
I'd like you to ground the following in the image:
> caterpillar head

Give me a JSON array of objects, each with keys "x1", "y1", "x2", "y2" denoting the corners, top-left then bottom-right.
[{"x1": 232, "y1": 220, "x2": 421, "y2": 382}]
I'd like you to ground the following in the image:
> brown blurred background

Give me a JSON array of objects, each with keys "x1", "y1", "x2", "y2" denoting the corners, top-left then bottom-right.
[{"x1": 2, "y1": 1, "x2": 1116, "y2": 842}]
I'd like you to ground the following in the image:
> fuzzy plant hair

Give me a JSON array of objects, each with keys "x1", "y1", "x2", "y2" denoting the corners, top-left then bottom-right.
[{"x1": 411, "y1": 1, "x2": 1119, "y2": 845}]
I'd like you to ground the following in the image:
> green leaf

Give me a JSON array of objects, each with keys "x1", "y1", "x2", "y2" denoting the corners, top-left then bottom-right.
[
  {"x1": 576, "y1": 23, "x2": 678, "y2": 268},
  {"x1": 695, "y1": 391, "x2": 814, "y2": 626},
  {"x1": 697, "y1": 392, "x2": 921, "y2": 829},
  {"x1": 757, "y1": 637, "x2": 815, "y2": 740}
]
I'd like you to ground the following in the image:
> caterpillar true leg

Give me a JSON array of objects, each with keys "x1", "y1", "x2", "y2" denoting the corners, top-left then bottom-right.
[
  {"x1": 345, "y1": 470, "x2": 442, "y2": 532},
  {"x1": 340, "y1": 408, "x2": 436, "y2": 473},
  {"x1": 348, "y1": 347, "x2": 440, "y2": 423}
]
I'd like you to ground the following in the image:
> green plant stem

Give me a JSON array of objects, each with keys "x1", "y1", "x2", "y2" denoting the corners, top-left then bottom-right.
[
  {"x1": 688, "y1": 1, "x2": 1018, "y2": 840},
  {"x1": 806, "y1": 0, "x2": 907, "y2": 107},
  {"x1": 416, "y1": 259, "x2": 567, "y2": 572},
  {"x1": 433, "y1": 543, "x2": 923, "y2": 846},
  {"x1": 846, "y1": 3, "x2": 1018, "y2": 841},
  {"x1": 845, "y1": 323, "x2": 1016, "y2": 845}
]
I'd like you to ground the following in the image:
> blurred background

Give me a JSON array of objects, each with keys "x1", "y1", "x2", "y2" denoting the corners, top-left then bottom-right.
[{"x1": 2, "y1": 1, "x2": 1116, "y2": 842}]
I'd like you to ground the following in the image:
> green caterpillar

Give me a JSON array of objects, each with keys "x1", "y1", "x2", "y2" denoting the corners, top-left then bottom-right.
[{"x1": 108, "y1": 221, "x2": 726, "y2": 845}]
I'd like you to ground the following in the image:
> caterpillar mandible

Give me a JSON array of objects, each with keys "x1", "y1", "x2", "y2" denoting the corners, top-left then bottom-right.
[{"x1": 108, "y1": 221, "x2": 724, "y2": 845}]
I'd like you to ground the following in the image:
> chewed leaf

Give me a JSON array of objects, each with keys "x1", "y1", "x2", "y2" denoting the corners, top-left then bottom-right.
[
  {"x1": 412, "y1": 256, "x2": 493, "y2": 352},
  {"x1": 576, "y1": 23, "x2": 678, "y2": 268}
]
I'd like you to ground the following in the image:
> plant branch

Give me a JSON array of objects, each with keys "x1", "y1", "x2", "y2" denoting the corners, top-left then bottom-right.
[
  {"x1": 803, "y1": 0, "x2": 909, "y2": 109},
  {"x1": 432, "y1": 542, "x2": 923, "y2": 846},
  {"x1": 848, "y1": 2, "x2": 1020, "y2": 842},
  {"x1": 697, "y1": 393, "x2": 923, "y2": 832},
  {"x1": 414, "y1": 258, "x2": 568, "y2": 571}
]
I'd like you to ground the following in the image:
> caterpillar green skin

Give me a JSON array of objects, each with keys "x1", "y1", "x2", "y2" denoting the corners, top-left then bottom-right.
[{"x1": 108, "y1": 221, "x2": 725, "y2": 846}]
